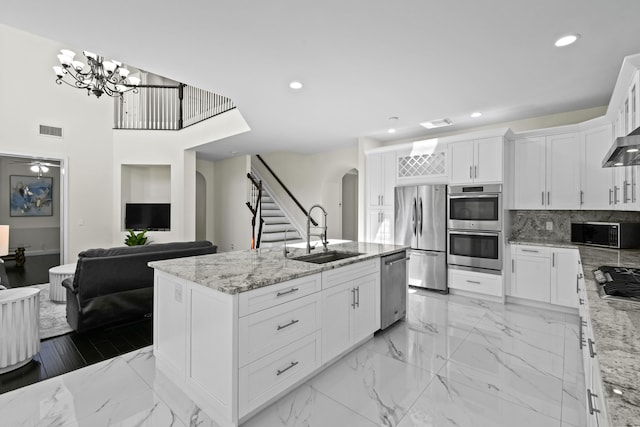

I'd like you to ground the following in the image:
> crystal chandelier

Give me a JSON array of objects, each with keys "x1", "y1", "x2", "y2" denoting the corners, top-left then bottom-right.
[{"x1": 53, "y1": 49, "x2": 141, "y2": 98}]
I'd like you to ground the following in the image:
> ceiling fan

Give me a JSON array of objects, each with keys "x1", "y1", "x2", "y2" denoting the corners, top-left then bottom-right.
[{"x1": 10, "y1": 160, "x2": 60, "y2": 177}]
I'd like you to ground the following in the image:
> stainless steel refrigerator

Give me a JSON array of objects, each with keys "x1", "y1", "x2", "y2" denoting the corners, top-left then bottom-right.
[{"x1": 394, "y1": 185, "x2": 448, "y2": 292}]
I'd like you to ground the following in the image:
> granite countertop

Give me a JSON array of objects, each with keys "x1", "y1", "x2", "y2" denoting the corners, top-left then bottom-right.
[
  {"x1": 577, "y1": 245, "x2": 640, "y2": 426},
  {"x1": 507, "y1": 239, "x2": 579, "y2": 249},
  {"x1": 149, "y1": 241, "x2": 407, "y2": 295}
]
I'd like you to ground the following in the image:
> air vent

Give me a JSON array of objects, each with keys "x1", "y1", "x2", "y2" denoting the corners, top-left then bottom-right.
[
  {"x1": 420, "y1": 118, "x2": 453, "y2": 129},
  {"x1": 39, "y1": 125, "x2": 63, "y2": 138}
]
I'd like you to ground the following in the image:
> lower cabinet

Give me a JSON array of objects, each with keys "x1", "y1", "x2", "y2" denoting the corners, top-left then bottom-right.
[
  {"x1": 509, "y1": 244, "x2": 578, "y2": 308},
  {"x1": 154, "y1": 258, "x2": 383, "y2": 427},
  {"x1": 577, "y1": 266, "x2": 608, "y2": 427},
  {"x1": 448, "y1": 267, "x2": 503, "y2": 297},
  {"x1": 321, "y1": 272, "x2": 378, "y2": 363}
]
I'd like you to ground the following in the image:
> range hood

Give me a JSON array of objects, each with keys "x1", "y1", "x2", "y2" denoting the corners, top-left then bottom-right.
[{"x1": 602, "y1": 127, "x2": 640, "y2": 167}]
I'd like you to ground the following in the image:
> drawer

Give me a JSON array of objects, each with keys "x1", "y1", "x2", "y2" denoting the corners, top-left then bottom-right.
[
  {"x1": 238, "y1": 273, "x2": 321, "y2": 317},
  {"x1": 322, "y1": 258, "x2": 380, "y2": 289},
  {"x1": 239, "y1": 293, "x2": 321, "y2": 366},
  {"x1": 238, "y1": 331, "x2": 320, "y2": 417},
  {"x1": 449, "y1": 268, "x2": 503, "y2": 297},
  {"x1": 513, "y1": 245, "x2": 549, "y2": 258}
]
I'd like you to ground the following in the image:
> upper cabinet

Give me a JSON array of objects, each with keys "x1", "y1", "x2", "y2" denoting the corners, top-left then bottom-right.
[
  {"x1": 448, "y1": 136, "x2": 503, "y2": 184},
  {"x1": 366, "y1": 151, "x2": 395, "y2": 209},
  {"x1": 513, "y1": 132, "x2": 581, "y2": 209}
]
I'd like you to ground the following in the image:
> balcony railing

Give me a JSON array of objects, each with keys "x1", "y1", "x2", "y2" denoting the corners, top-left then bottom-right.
[{"x1": 114, "y1": 84, "x2": 235, "y2": 130}]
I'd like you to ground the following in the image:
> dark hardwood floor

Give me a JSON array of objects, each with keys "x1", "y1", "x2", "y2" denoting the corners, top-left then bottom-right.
[
  {"x1": 4, "y1": 253, "x2": 61, "y2": 288},
  {"x1": 0, "y1": 318, "x2": 152, "y2": 395}
]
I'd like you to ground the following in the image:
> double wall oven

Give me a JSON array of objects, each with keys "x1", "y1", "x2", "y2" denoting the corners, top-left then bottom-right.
[{"x1": 447, "y1": 184, "x2": 502, "y2": 272}]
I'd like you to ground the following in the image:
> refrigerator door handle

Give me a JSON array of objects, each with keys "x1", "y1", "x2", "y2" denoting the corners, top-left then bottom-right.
[
  {"x1": 419, "y1": 197, "x2": 423, "y2": 236},
  {"x1": 412, "y1": 198, "x2": 417, "y2": 236}
]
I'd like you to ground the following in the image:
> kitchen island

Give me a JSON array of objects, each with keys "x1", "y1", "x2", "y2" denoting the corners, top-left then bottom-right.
[{"x1": 149, "y1": 241, "x2": 407, "y2": 427}]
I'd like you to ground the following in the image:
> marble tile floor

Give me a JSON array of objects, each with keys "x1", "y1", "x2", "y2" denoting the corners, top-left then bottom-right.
[{"x1": 0, "y1": 289, "x2": 586, "y2": 427}]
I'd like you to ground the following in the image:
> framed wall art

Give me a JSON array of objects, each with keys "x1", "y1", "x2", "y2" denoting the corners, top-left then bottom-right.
[{"x1": 10, "y1": 175, "x2": 53, "y2": 217}]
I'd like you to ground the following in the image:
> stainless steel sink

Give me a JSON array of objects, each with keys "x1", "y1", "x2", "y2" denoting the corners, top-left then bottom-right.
[{"x1": 292, "y1": 250, "x2": 363, "y2": 264}]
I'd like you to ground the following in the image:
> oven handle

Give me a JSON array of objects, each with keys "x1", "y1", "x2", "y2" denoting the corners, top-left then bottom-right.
[
  {"x1": 448, "y1": 230, "x2": 501, "y2": 237},
  {"x1": 448, "y1": 194, "x2": 500, "y2": 199}
]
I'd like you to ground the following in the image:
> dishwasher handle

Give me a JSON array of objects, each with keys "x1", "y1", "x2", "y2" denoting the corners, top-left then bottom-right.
[{"x1": 385, "y1": 257, "x2": 410, "y2": 267}]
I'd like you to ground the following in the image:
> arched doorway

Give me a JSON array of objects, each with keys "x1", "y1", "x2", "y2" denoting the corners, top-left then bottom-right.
[
  {"x1": 341, "y1": 168, "x2": 358, "y2": 241},
  {"x1": 195, "y1": 171, "x2": 206, "y2": 241}
]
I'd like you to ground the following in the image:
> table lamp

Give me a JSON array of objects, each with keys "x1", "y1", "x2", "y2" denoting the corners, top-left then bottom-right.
[{"x1": 0, "y1": 225, "x2": 9, "y2": 258}]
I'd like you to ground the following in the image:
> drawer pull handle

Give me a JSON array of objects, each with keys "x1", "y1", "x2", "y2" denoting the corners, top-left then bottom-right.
[
  {"x1": 277, "y1": 319, "x2": 299, "y2": 331},
  {"x1": 587, "y1": 388, "x2": 600, "y2": 415},
  {"x1": 588, "y1": 338, "x2": 597, "y2": 358},
  {"x1": 276, "y1": 361, "x2": 299, "y2": 376},
  {"x1": 276, "y1": 287, "x2": 299, "y2": 297},
  {"x1": 466, "y1": 280, "x2": 481, "y2": 284},
  {"x1": 521, "y1": 249, "x2": 539, "y2": 253},
  {"x1": 579, "y1": 298, "x2": 584, "y2": 305}
]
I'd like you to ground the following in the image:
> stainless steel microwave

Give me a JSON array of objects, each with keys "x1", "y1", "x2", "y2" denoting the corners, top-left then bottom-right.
[
  {"x1": 448, "y1": 184, "x2": 502, "y2": 231},
  {"x1": 571, "y1": 222, "x2": 640, "y2": 249}
]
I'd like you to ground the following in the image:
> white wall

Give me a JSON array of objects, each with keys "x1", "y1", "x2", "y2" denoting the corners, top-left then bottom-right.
[
  {"x1": 196, "y1": 158, "x2": 216, "y2": 243},
  {"x1": 259, "y1": 146, "x2": 358, "y2": 240},
  {"x1": 0, "y1": 24, "x2": 114, "y2": 262},
  {"x1": 213, "y1": 155, "x2": 252, "y2": 252}
]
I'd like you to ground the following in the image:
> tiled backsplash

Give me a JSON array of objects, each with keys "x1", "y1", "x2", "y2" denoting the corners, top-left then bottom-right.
[{"x1": 509, "y1": 210, "x2": 640, "y2": 242}]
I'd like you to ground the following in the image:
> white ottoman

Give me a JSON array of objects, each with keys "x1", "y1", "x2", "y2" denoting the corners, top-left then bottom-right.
[
  {"x1": 0, "y1": 287, "x2": 40, "y2": 373},
  {"x1": 48, "y1": 263, "x2": 77, "y2": 303}
]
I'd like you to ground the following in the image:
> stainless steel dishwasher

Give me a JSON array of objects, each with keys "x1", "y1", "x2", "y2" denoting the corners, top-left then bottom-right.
[{"x1": 380, "y1": 250, "x2": 408, "y2": 330}]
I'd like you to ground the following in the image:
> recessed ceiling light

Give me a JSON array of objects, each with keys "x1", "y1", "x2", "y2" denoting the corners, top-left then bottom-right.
[
  {"x1": 388, "y1": 128, "x2": 396, "y2": 134},
  {"x1": 627, "y1": 148, "x2": 639, "y2": 153},
  {"x1": 289, "y1": 81, "x2": 303, "y2": 90},
  {"x1": 555, "y1": 34, "x2": 580, "y2": 47},
  {"x1": 470, "y1": 112, "x2": 482, "y2": 118},
  {"x1": 230, "y1": 151, "x2": 238, "y2": 155},
  {"x1": 420, "y1": 118, "x2": 453, "y2": 129}
]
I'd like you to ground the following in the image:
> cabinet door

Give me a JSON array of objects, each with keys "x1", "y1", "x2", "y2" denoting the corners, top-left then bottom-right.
[
  {"x1": 513, "y1": 255, "x2": 550, "y2": 302},
  {"x1": 475, "y1": 137, "x2": 503, "y2": 183},
  {"x1": 582, "y1": 125, "x2": 614, "y2": 209},
  {"x1": 366, "y1": 153, "x2": 383, "y2": 207},
  {"x1": 550, "y1": 249, "x2": 579, "y2": 308},
  {"x1": 321, "y1": 282, "x2": 352, "y2": 363},
  {"x1": 449, "y1": 140, "x2": 475, "y2": 184},
  {"x1": 352, "y1": 273, "x2": 378, "y2": 344},
  {"x1": 514, "y1": 137, "x2": 546, "y2": 209},
  {"x1": 381, "y1": 152, "x2": 396, "y2": 208},
  {"x1": 547, "y1": 133, "x2": 581, "y2": 209},
  {"x1": 618, "y1": 166, "x2": 639, "y2": 209},
  {"x1": 367, "y1": 210, "x2": 383, "y2": 243}
]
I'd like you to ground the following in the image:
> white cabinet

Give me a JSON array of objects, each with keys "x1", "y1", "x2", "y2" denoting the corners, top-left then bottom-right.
[
  {"x1": 449, "y1": 137, "x2": 503, "y2": 184},
  {"x1": 511, "y1": 246, "x2": 550, "y2": 302},
  {"x1": 367, "y1": 208, "x2": 394, "y2": 244},
  {"x1": 448, "y1": 267, "x2": 503, "y2": 297},
  {"x1": 367, "y1": 151, "x2": 395, "y2": 208},
  {"x1": 513, "y1": 133, "x2": 581, "y2": 209},
  {"x1": 321, "y1": 260, "x2": 380, "y2": 364},
  {"x1": 509, "y1": 245, "x2": 578, "y2": 308},
  {"x1": 366, "y1": 151, "x2": 396, "y2": 244},
  {"x1": 582, "y1": 125, "x2": 616, "y2": 209}
]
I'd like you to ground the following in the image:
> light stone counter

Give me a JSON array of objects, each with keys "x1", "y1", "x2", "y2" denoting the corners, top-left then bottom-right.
[
  {"x1": 507, "y1": 239, "x2": 579, "y2": 249},
  {"x1": 576, "y1": 245, "x2": 640, "y2": 427},
  {"x1": 149, "y1": 241, "x2": 407, "y2": 295}
]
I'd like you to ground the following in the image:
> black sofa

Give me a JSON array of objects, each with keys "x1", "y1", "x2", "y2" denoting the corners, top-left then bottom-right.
[{"x1": 63, "y1": 240, "x2": 217, "y2": 332}]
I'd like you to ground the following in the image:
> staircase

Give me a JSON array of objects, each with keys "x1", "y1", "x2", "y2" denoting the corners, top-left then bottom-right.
[{"x1": 260, "y1": 190, "x2": 304, "y2": 246}]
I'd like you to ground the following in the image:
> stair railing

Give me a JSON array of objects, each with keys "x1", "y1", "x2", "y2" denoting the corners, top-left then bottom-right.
[
  {"x1": 114, "y1": 84, "x2": 235, "y2": 130},
  {"x1": 255, "y1": 155, "x2": 318, "y2": 227},
  {"x1": 246, "y1": 173, "x2": 264, "y2": 249}
]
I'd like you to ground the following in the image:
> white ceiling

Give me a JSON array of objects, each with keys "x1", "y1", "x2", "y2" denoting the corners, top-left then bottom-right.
[{"x1": 2, "y1": 0, "x2": 640, "y2": 159}]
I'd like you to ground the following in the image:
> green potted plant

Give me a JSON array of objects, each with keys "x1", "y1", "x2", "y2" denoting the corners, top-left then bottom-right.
[{"x1": 124, "y1": 229, "x2": 149, "y2": 246}]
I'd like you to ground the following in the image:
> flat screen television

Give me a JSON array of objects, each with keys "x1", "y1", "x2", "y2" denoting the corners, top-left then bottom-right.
[{"x1": 125, "y1": 203, "x2": 171, "y2": 231}]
